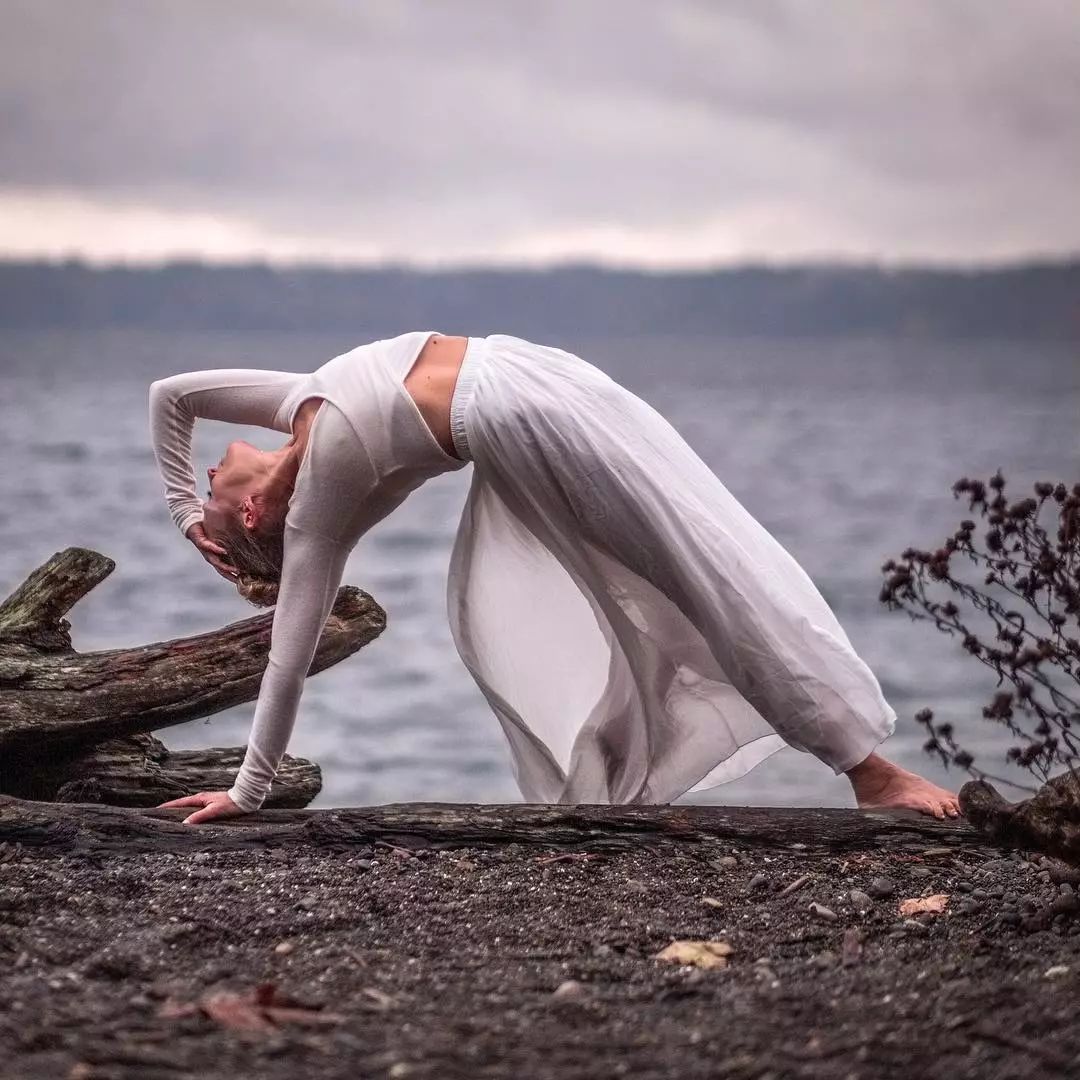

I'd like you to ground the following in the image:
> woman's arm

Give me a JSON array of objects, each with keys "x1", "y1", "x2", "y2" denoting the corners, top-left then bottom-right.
[
  {"x1": 225, "y1": 522, "x2": 351, "y2": 812},
  {"x1": 148, "y1": 369, "x2": 303, "y2": 536}
]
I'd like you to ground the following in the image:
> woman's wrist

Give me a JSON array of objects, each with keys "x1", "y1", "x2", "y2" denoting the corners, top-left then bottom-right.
[{"x1": 226, "y1": 782, "x2": 266, "y2": 814}]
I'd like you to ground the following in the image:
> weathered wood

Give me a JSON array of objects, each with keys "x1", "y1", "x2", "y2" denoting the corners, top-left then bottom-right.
[
  {"x1": 0, "y1": 548, "x2": 386, "y2": 770},
  {"x1": 5, "y1": 732, "x2": 321, "y2": 809},
  {"x1": 0, "y1": 548, "x2": 115, "y2": 652},
  {"x1": 0, "y1": 796, "x2": 983, "y2": 856},
  {"x1": 960, "y1": 773, "x2": 1080, "y2": 865}
]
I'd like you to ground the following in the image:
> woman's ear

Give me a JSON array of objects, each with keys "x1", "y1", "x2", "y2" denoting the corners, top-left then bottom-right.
[{"x1": 240, "y1": 495, "x2": 260, "y2": 531}]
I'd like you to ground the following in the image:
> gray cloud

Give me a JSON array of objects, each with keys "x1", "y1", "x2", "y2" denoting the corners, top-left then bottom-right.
[{"x1": 1, "y1": 0, "x2": 1077, "y2": 264}]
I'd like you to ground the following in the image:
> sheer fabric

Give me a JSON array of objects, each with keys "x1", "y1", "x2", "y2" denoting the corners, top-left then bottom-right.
[{"x1": 446, "y1": 335, "x2": 896, "y2": 803}]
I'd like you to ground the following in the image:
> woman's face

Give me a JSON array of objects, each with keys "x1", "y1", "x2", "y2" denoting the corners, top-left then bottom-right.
[{"x1": 202, "y1": 440, "x2": 266, "y2": 539}]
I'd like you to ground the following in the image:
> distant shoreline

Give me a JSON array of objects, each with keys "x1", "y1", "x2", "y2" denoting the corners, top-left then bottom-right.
[{"x1": 1, "y1": 260, "x2": 1077, "y2": 340}]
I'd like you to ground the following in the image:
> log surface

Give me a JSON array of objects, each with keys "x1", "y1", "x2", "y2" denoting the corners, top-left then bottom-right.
[
  {"x1": 7, "y1": 732, "x2": 321, "y2": 809},
  {"x1": 0, "y1": 548, "x2": 385, "y2": 769},
  {"x1": 0, "y1": 795, "x2": 985, "y2": 856}
]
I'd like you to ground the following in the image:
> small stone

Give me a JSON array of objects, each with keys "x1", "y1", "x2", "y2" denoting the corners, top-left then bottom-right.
[
  {"x1": 297, "y1": 894, "x2": 319, "y2": 911},
  {"x1": 956, "y1": 881, "x2": 973, "y2": 893},
  {"x1": 958, "y1": 899, "x2": 982, "y2": 915},
  {"x1": 909, "y1": 867, "x2": 932, "y2": 879},
  {"x1": 900, "y1": 919, "x2": 928, "y2": 934},
  {"x1": 1044, "y1": 965, "x2": 1070, "y2": 979},
  {"x1": 192, "y1": 852, "x2": 211, "y2": 864},
  {"x1": 1060, "y1": 883, "x2": 1075, "y2": 896},
  {"x1": 809, "y1": 902, "x2": 838, "y2": 923},
  {"x1": 747, "y1": 873, "x2": 769, "y2": 893},
  {"x1": 811, "y1": 951, "x2": 837, "y2": 969},
  {"x1": 714, "y1": 856, "x2": 739, "y2": 869},
  {"x1": 274, "y1": 942, "x2": 295, "y2": 955},
  {"x1": 551, "y1": 979, "x2": 587, "y2": 1000},
  {"x1": 999, "y1": 912, "x2": 1020, "y2": 926},
  {"x1": 849, "y1": 890, "x2": 873, "y2": 914},
  {"x1": 356, "y1": 859, "x2": 374, "y2": 871},
  {"x1": 971, "y1": 889, "x2": 989, "y2": 901},
  {"x1": 987, "y1": 885, "x2": 1005, "y2": 899},
  {"x1": 868, "y1": 877, "x2": 896, "y2": 899}
]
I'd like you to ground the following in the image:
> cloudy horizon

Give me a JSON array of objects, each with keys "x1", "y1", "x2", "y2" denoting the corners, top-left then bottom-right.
[{"x1": 2, "y1": 1, "x2": 1078, "y2": 269}]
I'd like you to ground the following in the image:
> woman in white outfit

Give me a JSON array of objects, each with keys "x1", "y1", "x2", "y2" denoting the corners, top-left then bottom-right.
[{"x1": 150, "y1": 332, "x2": 960, "y2": 824}]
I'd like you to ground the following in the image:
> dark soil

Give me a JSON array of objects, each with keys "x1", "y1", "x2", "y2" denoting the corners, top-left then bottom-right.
[{"x1": 1, "y1": 834, "x2": 1078, "y2": 1080}]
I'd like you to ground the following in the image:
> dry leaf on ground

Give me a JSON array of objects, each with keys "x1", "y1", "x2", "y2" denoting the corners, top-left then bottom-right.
[
  {"x1": 898, "y1": 894, "x2": 949, "y2": 916},
  {"x1": 158, "y1": 981, "x2": 345, "y2": 1035},
  {"x1": 653, "y1": 939, "x2": 734, "y2": 969}
]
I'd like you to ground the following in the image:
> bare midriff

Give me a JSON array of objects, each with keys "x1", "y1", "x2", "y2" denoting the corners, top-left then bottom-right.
[{"x1": 403, "y1": 334, "x2": 468, "y2": 460}]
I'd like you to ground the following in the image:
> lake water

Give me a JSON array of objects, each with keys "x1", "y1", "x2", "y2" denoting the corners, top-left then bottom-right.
[{"x1": 1, "y1": 328, "x2": 1077, "y2": 807}]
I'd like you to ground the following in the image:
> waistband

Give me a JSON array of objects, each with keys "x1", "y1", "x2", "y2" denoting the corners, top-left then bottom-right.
[{"x1": 449, "y1": 336, "x2": 486, "y2": 462}]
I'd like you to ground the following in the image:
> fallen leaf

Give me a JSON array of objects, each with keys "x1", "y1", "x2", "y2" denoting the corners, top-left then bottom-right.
[
  {"x1": 158, "y1": 981, "x2": 344, "y2": 1035},
  {"x1": 653, "y1": 939, "x2": 734, "y2": 969},
  {"x1": 898, "y1": 894, "x2": 949, "y2": 916}
]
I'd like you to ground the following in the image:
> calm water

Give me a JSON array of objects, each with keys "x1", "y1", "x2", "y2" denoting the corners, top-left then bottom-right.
[{"x1": 1, "y1": 329, "x2": 1077, "y2": 807}]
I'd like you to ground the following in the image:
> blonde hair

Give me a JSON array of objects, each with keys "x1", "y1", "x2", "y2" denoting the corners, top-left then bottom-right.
[{"x1": 220, "y1": 516, "x2": 285, "y2": 608}]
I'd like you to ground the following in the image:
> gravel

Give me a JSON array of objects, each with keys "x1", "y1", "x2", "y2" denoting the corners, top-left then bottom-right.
[{"x1": 0, "y1": 839, "x2": 1078, "y2": 1079}]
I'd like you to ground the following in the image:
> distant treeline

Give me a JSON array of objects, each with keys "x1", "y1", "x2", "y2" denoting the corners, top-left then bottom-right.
[{"x1": 0, "y1": 260, "x2": 1078, "y2": 340}]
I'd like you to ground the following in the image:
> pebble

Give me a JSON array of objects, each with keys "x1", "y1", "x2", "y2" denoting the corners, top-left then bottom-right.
[
  {"x1": 956, "y1": 881, "x2": 973, "y2": 893},
  {"x1": 900, "y1": 919, "x2": 929, "y2": 934},
  {"x1": 909, "y1": 867, "x2": 932, "y2": 879},
  {"x1": 747, "y1": 874, "x2": 769, "y2": 893},
  {"x1": 811, "y1": 951, "x2": 837, "y2": 969},
  {"x1": 987, "y1": 885, "x2": 1005, "y2": 899},
  {"x1": 297, "y1": 894, "x2": 319, "y2": 911},
  {"x1": 868, "y1": 877, "x2": 896, "y2": 899},
  {"x1": 971, "y1": 889, "x2": 989, "y2": 901},
  {"x1": 274, "y1": 941, "x2": 295, "y2": 955},
  {"x1": 551, "y1": 980, "x2": 587, "y2": 1001},
  {"x1": 809, "y1": 903, "x2": 838, "y2": 923},
  {"x1": 957, "y1": 899, "x2": 982, "y2": 915},
  {"x1": 714, "y1": 856, "x2": 739, "y2": 870},
  {"x1": 1044, "y1": 966, "x2": 1070, "y2": 979},
  {"x1": 849, "y1": 890, "x2": 873, "y2": 914},
  {"x1": 192, "y1": 853, "x2": 211, "y2": 865}
]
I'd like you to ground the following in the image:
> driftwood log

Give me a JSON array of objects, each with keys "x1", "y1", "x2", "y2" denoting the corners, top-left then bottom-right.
[
  {"x1": 0, "y1": 795, "x2": 981, "y2": 856},
  {"x1": 0, "y1": 547, "x2": 386, "y2": 807},
  {"x1": 960, "y1": 773, "x2": 1080, "y2": 866}
]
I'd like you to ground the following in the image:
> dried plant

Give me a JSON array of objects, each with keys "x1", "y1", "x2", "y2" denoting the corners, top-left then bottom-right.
[{"x1": 879, "y1": 470, "x2": 1080, "y2": 793}]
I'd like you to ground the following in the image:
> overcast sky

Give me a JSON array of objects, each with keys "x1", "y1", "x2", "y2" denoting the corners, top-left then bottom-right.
[{"x1": 2, "y1": 0, "x2": 1078, "y2": 267}]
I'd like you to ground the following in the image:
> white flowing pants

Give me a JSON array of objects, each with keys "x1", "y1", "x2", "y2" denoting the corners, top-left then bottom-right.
[{"x1": 446, "y1": 334, "x2": 895, "y2": 804}]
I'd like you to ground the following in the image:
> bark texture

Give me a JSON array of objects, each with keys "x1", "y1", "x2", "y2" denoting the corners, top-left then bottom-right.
[
  {"x1": 6, "y1": 732, "x2": 321, "y2": 809},
  {"x1": 0, "y1": 795, "x2": 979, "y2": 856},
  {"x1": 960, "y1": 773, "x2": 1080, "y2": 865},
  {"x1": 0, "y1": 547, "x2": 385, "y2": 808}
]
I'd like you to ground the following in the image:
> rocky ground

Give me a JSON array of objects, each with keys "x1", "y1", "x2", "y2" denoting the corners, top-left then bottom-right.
[{"x1": 0, "y1": 832, "x2": 1078, "y2": 1080}]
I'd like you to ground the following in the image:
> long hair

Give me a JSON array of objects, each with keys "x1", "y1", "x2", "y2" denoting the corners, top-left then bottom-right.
[{"x1": 220, "y1": 516, "x2": 285, "y2": 608}]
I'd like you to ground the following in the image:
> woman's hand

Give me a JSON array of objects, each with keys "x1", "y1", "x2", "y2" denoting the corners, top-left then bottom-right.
[
  {"x1": 157, "y1": 790, "x2": 246, "y2": 825},
  {"x1": 185, "y1": 522, "x2": 239, "y2": 582}
]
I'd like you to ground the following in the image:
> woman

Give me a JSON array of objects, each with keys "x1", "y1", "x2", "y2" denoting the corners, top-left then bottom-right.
[{"x1": 150, "y1": 331, "x2": 960, "y2": 824}]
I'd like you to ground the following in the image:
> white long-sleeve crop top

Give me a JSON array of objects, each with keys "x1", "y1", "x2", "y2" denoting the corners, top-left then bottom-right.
[{"x1": 148, "y1": 331, "x2": 470, "y2": 812}]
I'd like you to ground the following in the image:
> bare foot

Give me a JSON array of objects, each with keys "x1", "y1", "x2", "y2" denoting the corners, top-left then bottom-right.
[{"x1": 846, "y1": 752, "x2": 961, "y2": 820}]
